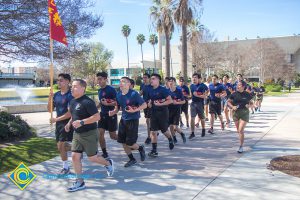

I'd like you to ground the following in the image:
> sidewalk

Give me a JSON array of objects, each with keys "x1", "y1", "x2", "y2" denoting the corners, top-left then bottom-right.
[{"x1": 0, "y1": 92, "x2": 299, "y2": 200}]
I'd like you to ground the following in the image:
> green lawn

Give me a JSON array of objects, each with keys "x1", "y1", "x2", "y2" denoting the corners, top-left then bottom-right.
[{"x1": 0, "y1": 137, "x2": 59, "y2": 174}]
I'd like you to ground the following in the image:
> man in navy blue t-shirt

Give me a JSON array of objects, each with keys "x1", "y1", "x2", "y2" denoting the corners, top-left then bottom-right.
[
  {"x1": 109, "y1": 77, "x2": 147, "y2": 167},
  {"x1": 208, "y1": 75, "x2": 227, "y2": 134},
  {"x1": 178, "y1": 77, "x2": 190, "y2": 129},
  {"x1": 189, "y1": 73, "x2": 208, "y2": 139},
  {"x1": 222, "y1": 74, "x2": 234, "y2": 127},
  {"x1": 139, "y1": 73, "x2": 152, "y2": 144},
  {"x1": 147, "y1": 73, "x2": 174, "y2": 157},
  {"x1": 96, "y1": 72, "x2": 118, "y2": 159},
  {"x1": 48, "y1": 73, "x2": 73, "y2": 175},
  {"x1": 168, "y1": 77, "x2": 186, "y2": 144}
]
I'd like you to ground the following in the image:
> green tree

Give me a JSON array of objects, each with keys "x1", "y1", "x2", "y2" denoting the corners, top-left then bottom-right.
[
  {"x1": 149, "y1": 34, "x2": 158, "y2": 69},
  {"x1": 174, "y1": 0, "x2": 203, "y2": 80},
  {"x1": 137, "y1": 34, "x2": 146, "y2": 70},
  {"x1": 122, "y1": 25, "x2": 131, "y2": 73},
  {"x1": 150, "y1": 0, "x2": 174, "y2": 77}
]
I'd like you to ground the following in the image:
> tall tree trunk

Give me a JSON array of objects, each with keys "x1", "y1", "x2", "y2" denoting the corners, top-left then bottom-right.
[
  {"x1": 165, "y1": 31, "x2": 170, "y2": 77},
  {"x1": 181, "y1": 24, "x2": 188, "y2": 80},
  {"x1": 126, "y1": 37, "x2": 130, "y2": 76},
  {"x1": 140, "y1": 44, "x2": 144, "y2": 71}
]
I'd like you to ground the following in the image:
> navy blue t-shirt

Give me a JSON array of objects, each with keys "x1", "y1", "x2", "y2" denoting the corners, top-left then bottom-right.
[
  {"x1": 116, "y1": 89, "x2": 145, "y2": 120},
  {"x1": 179, "y1": 85, "x2": 190, "y2": 100},
  {"x1": 148, "y1": 85, "x2": 171, "y2": 110},
  {"x1": 169, "y1": 87, "x2": 185, "y2": 110},
  {"x1": 98, "y1": 85, "x2": 117, "y2": 115},
  {"x1": 223, "y1": 82, "x2": 233, "y2": 97},
  {"x1": 140, "y1": 83, "x2": 152, "y2": 102},
  {"x1": 209, "y1": 83, "x2": 225, "y2": 102},
  {"x1": 190, "y1": 83, "x2": 208, "y2": 103},
  {"x1": 53, "y1": 90, "x2": 73, "y2": 117}
]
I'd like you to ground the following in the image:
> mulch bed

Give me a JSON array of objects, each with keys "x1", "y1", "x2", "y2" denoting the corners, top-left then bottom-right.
[{"x1": 268, "y1": 155, "x2": 300, "y2": 178}]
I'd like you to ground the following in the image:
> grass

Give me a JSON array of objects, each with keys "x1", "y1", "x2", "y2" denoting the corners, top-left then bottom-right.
[{"x1": 0, "y1": 137, "x2": 59, "y2": 174}]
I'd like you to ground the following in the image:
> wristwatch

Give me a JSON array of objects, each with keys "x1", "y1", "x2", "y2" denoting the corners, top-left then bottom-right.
[{"x1": 80, "y1": 120, "x2": 85, "y2": 126}]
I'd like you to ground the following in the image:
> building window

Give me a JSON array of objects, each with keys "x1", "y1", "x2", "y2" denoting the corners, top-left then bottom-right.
[{"x1": 110, "y1": 69, "x2": 124, "y2": 76}]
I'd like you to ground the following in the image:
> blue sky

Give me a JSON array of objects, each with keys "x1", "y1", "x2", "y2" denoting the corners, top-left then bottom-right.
[{"x1": 87, "y1": 0, "x2": 300, "y2": 66}]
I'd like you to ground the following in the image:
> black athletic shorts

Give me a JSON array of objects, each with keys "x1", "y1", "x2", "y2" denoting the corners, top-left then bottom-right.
[
  {"x1": 144, "y1": 107, "x2": 152, "y2": 118},
  {"x1": 169, "y1": 107, "x2": 181, "y2": 126},
  {"x1": 209, "y1": 100, "x2": 222, "y2": 116},
  {"x1": 55, "y1": 119, "x2": 73, "y2": 142},
  {"x1": 117, "y1": 118, "x2": 139, "y2": 146},
  {"x1": 181, "y1": 100, "x2": 188, "y2": 114},
  {"x1": 150, "y1": 107, "x2": 169, "y2": 133},
  {"x1": 98, "y1": 113, "x2": 118, "y2": 132}
]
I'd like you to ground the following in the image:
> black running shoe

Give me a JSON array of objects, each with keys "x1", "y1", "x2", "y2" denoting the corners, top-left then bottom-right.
[
  {"x1": 180, "y1": 133, "x2": 186, "y2": 143},
  {"x1": 124, "y1": 159, "x2": 137, "y2": 168},
  {"x1": 208, "y1": 128, "x2": 214, "y2": 134},
  {"x1": 139, "y1": 145, "x2": 146, "y2": 161},
  {"x1": 102, "y1": 153, "x2": 109, "y2": 159},
  {"x1": 189, "y1": 133, "x2": 195, "y2": 140},
  {"x1": 173, "y1": 136, "x2": 178, "y2": 144},
  {"x1": 201, "y1": 129, "x2": 206, "y2": 137},
  {"x1": 148, "y1": 151, "x2": 158, "y2": 158},
  {"x1": 144, "y1": 137, "x2": 151, "y2": 145},
  {"x1": 169, "y1": 141, "x2": 174, "y2": 150}
]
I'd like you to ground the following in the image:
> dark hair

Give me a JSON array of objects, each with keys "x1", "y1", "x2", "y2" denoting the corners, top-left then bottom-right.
[
  {"x1": 223, "y1": 74, "x2": 229, "y2": 79},
  {"x1": 73, "y1": 79, "x2": 87, "y2": 89},
  {"x1": 129, "y1": 79, "x2": 135, "y2": 86},
  {"x1": 237, "y1": 73, "x2": 243, "y2": 77},
  {"x1": 143, "y1": 73, "x2": 150, "y2": 78},
  {"x1": 179, "y1": 77, "x2": 185, "y2": 82},
  {"x1": 97, "y1": 72, "x2": 108, "y2": 79},
  {"x1": 165, "y1": 76, "x2": 170, "y2": 81},
  {"x1": 121, "y1": 76, "x2": 131, "y2": 83},
  {"x1": 212, "y1": 74, "x2": 218, "y2": 79},
  {"x1": 192, "y1": 73, "x2": 201, "y2": 79},
  {"x1": 151, "y1": 73, "x2": 161, "y2": 81},
  {"x1": 169, "y1": 77, "x2": 176, "y2": 82},
  {"x1": 58, "y1": 73, "x2": 71, "y2": 82}
]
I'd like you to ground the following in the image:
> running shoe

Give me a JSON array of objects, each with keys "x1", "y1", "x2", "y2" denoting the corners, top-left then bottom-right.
[
  {"x1": 148, "y1": 151, "x2": 158, "y2": 157},
  {"x1": 195, "y1": 123, "x2": 199, "y2": 128},
  {"x1": 144, "y1": 137, "x2": 151, "y2": 145},
  {"x1": 201, "y1": 129, "x2": 205, "y2": 137},
  {"x1": 180, "y1": 133, "x2": 187, "y2": 143},
  {"x1": 105, "y1": 159, "x2": 114, "y2": 176},
  {"x1": 59, "y1": 167, "x2": 70, "y2": 175},
  {"x1": 139, "y1": 145, "x2": 146, "y2": 161},
  {"x1": 189, "y1": 133, "x2": 195, "y2": 140},
  {"x1": 67, "y1": 181, "x2": 85, "y2": 192},
  {"x1": 124, "y1": 159, "x2": 137, "y2": 168},
  {"x1": 173, "y1": 136, "x2": 178, "y2": 144},
  {"x1": 237, "y1": 146, "x2": 243, "y2": 153},
  {"x1": 169, "y1": 140, "x2": 174, "y2": 150},
  {"x1": 208, "y1": 128, "x2": 214, "y2": 134}
]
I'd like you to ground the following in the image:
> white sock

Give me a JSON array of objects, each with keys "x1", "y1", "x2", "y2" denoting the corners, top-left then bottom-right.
[{"x1": 63, "y1": 161, "x2": 69, "y2": 169}]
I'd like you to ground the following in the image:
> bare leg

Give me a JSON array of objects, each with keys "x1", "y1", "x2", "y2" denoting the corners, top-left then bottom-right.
[{"x1": 72, "y1": 152, "x2": 83, "y2": 181}]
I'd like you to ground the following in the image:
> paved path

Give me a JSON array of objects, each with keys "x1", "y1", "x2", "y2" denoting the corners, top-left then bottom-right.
[{"x1": 1, "y1": 92, "x2": 300, "y2": 200}]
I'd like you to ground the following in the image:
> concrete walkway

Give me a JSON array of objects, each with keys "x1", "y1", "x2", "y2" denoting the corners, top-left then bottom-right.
[{"x1": 1, "y1": 91, "x2": 300, "y2": 200}]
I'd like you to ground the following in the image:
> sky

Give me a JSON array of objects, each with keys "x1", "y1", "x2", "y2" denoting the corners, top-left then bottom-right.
[
  {"x1": 3, "y1": 0, "x2": 300, "y2": 68},
  {"x1": 87, "y1": 0, "x2": 300, "y2": 67}
]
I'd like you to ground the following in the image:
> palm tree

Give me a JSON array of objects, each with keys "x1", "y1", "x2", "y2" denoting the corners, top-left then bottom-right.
[
  {"x1": 137, "y1": 34, "x2": 146, "y2": 71},
  {"x1": 122, "y1": 25, "x2": 131, "y2": 74},
  {"x1": 174, "y1": 0, "x2": 203, "y2": 79},
  {"x1": 149, "y1": 34, "x2": 158, "y2": 69},
  {"x1": 150, "y1": 0, "x2": 174, "y2": 77}
]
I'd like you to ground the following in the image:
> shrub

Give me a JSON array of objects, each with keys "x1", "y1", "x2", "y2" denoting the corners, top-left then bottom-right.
[
  {"x1": 0, "y1": 111, "x2": 36, "y2": 141},
  {"x1": 265, "y1": 84, "x2": 282, "y2": 92}
]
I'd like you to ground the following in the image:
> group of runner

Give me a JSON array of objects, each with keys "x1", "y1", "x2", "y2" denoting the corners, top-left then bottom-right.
[{"x1": 48, "y1": 71, "x2": 265, "y2": 192}]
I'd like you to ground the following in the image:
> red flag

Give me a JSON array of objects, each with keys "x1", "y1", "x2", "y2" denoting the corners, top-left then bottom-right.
[{"x1": 48, "y1": 0, "x2": 67, "y2": 46}]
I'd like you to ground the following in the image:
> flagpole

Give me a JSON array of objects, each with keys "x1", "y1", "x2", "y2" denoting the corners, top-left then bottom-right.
[{"x1": 49, "y1": 38, "x2": 54, "y2": 125}]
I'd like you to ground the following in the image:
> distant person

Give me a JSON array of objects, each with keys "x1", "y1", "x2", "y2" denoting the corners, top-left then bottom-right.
[{"x1": 288, "y1": 82, "x2": 292, "y2": 93}]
